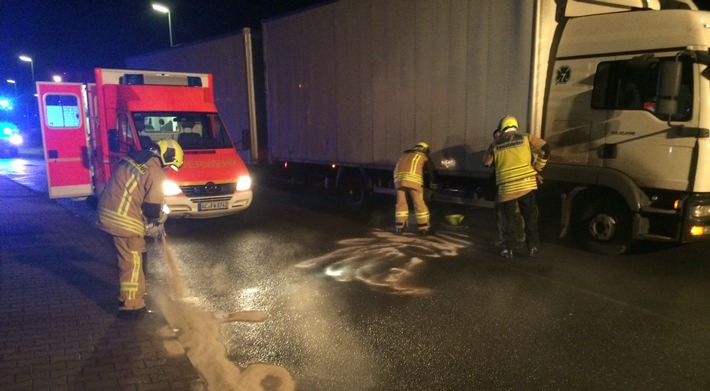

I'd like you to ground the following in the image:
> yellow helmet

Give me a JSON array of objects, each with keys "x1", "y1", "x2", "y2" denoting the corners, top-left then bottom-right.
[
  {"x1": 498, "y1": 115, "x2": 518, "y2": 131},
  {"x1": 155, "y1": 139, "x2": 184, "y2": 171},
  {"x1": 414, "y1": 142, "x2": 430, "y2": 154}
]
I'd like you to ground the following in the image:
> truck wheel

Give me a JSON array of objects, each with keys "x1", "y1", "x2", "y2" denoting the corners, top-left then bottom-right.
[
  {"x1": 340, "y1": 170, "x2": 372, "y2": 209},
  {"x1": 578, "y1": 199, "x2": 633, "y2": 255}
]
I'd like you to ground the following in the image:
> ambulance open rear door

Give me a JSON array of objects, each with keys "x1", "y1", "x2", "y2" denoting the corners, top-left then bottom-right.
[{"x1": 37, "y1": 82, "x2": 93, "y2": 199}]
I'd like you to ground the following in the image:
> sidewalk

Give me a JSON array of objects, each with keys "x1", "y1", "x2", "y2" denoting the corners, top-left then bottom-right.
[{"x1": 0, "y1": 175, "x2": 204, "y2": 390}]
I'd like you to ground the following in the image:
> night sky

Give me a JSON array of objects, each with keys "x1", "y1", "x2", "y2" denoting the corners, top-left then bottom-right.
[{"x1": 0, "y1": 0, "x2": 325, "y2": 98}]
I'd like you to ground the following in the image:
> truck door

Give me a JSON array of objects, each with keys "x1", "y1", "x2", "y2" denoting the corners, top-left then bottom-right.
[
  {"x1": 600, "y1": 55, "x2": 698, "y2": 191},
  {"x1": 545, "y1": 58, "x2": 609, "y2": 167},
  {"x1": 37, "y1": 82, "x2": 93, "y2": 199}
]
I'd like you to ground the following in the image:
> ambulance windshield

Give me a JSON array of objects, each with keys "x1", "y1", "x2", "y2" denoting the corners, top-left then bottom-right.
[{"x1": 132, "y1": 112, "x2": 233, "y2": 150}]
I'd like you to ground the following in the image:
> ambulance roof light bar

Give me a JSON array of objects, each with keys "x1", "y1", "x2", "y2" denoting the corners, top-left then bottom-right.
[{"x1": 120, "y1": 73, "x2": 202, "y2": 87}]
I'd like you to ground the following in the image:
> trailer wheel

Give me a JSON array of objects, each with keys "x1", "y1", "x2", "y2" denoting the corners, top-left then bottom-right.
[
  {"x1": 576, "y1": 198, "x2": 633, "y2": 255},
  {"x1": 340, "y1": 170, "x2": 372, "y2": 210}
]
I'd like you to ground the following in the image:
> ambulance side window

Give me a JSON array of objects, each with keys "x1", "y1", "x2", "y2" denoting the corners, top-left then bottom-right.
[
  {"x1": 43, "y1": 94, "x2": 80, "y2": 128},
  {"x1": 116, "y1": 113, "x2": 136, "y2": 152}
]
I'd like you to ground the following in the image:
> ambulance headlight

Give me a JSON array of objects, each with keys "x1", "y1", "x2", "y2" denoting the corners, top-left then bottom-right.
[
  {"x1": 236, "y1": 175, "x2": 251, "y2": 191},
  {"x1": 163, "y1": 180, "x2": 183, "y2": 196},
  {"x1": 9, "y1": 134, "x2": 22, "y2": 145}
]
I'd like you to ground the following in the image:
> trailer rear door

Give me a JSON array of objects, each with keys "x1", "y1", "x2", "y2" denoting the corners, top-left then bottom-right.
[{"x1": 37, "y1": 82, "x2": 93, "y2": 199}]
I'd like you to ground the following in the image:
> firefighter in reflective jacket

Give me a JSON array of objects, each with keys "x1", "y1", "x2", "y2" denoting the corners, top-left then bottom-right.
[
  {"x1": 394, "y1": 142, "x2": 437, "y2": 236},
  {"x1": 483, "y1": 115, "x2": 550, "y2": 258},
  {"x1": 96, "y1": 139, "x2": 184, "y2": 315}
]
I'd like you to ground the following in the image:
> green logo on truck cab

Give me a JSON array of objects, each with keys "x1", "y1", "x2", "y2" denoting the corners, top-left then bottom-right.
[{"x1": 556, "y1": 66, "x2": 571, "y2": 84}]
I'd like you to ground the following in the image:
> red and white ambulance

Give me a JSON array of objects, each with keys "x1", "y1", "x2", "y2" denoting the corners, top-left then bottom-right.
[{"x1": 37, "y1": 68, "x2": 252, "y2": 218}]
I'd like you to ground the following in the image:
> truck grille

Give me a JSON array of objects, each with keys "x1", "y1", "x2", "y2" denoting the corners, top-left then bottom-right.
[{"x1": 180, "y1": 182, "x2": 236, "y2": 198}]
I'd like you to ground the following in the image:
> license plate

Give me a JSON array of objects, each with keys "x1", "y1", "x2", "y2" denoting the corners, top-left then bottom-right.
[{"x1": 198, "y1": 200, "x2": 229, "y2": 211}]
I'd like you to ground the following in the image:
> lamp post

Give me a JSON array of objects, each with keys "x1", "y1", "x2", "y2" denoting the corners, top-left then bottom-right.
[
  {"x1": 6, "y1": 80, "x2": 18, "y2": 97},
  {"x1": 152, "y1": 3, "x2": 174, "y2": 47},
  {"x1": 18, "y1": 55, "x2": 36, "y2": 130},
  {"x1": 18, "y1": 55, "x2": 35, "y2": 88}
]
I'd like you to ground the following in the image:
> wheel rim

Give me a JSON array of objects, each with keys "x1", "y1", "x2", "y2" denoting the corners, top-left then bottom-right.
[{"x1": 588, "y1": 213, "x2": 617, "y2": 242}]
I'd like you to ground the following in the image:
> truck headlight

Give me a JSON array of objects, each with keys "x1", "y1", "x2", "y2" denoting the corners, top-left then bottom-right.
[
  {"x1": 9, "y1": 134, "x2": 22, "y2": 145},
  {"x1": 163, "y1": 180, "x2": 183, "y2": 196},
  {"x1": 236, "y1": 175, "x2": 251, "y2": 191},
  {"x1": 690, "y1": 204, "x2": 710, "y2": 218}
]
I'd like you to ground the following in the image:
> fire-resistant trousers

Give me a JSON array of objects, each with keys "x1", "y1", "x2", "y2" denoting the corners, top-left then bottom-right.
[
  {"x1": 499, "y1": 191, "x2": 539, "y2": 251},
  {"x1": 113, "y1": 235, "x2": 147, "y2": 310},
  {"x1": 395, "y1": 186, "x2": 430, "y2": 232}
]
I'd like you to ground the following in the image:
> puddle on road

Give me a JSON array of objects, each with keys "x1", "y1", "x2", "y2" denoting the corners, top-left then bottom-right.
[
  {"x1": 148, "y1": 228, "x2": 472, "y2": 389},
  {"x1": 153, "y1": 236, "x2": 296, "y2": 391},
  {"x1": 297, "y1": 229, "x2": 472, "y2": 295}
]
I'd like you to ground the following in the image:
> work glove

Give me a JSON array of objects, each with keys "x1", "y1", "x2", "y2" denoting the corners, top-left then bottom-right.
[{"x1": 145, "y1": 222, "x2": 165, "y2": 238}]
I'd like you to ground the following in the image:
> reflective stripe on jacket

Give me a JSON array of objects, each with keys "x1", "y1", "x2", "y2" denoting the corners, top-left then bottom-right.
[
  {"x1": 97, "y1": 154, "x2": 165, "y2": 237},
  {"x1": 394, "y1": 151, "x2": 427, "y2": 189},
  {"x1": 493, "y1": 133, "x2": 538, "y2": 197}
]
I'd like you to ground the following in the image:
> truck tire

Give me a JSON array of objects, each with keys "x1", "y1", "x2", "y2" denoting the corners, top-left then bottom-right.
[
  {"x1": 340, "y1": 170, "x2": 372, "y2": 210},
  {"x1": 577, "y1": 198, "x2": 633, "y2": 255}
]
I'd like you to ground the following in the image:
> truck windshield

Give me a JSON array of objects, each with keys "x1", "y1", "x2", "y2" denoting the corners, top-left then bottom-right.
[{"x1": 132, "y1": 112, "x2": 233, "y2": 150}]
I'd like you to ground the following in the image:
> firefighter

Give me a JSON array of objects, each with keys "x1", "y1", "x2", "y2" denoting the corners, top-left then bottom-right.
[
  {"x1": 394, "y1": 142, "x2": 437, "y2": 236},
  {"x1": 486, "y1": 127, "x2": 526, "y2": 247},
  {"x1": 482, "y1": 115, "x2": 550, "y2": 258},
  {"x1": 96, "y1": 139, "x2": 184, "y2": 317}
]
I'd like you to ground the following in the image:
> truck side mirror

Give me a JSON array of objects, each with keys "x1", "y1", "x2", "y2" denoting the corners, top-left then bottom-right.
[
  {"x1": 656, "y1": 61, "x2": 682, "y2": 118},
  {"x1": 240, "y1": 128, "x2": 251, "y2": 151},
  {"x1": 108, "y1": 129, "x2": 120, "y2": 152}
]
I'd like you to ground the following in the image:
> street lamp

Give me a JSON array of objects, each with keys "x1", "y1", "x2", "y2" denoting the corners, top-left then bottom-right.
[
  {"x1": 6, "y1": 80, "x2": 18, "y2": 97},
  {"x1": 18, "y1": 55, "x2": 35, "y2": 87},
  {"x1": 152, "y1": 3, "x2": 174, "y2": 47},
  {"x1": 18, "y1": 56, "x2": 37, "y2": 129}
]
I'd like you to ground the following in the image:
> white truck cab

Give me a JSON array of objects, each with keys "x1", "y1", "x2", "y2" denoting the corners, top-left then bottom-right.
[{"x1": 541, "y1": 3, "x2": 710, "y2": 253}]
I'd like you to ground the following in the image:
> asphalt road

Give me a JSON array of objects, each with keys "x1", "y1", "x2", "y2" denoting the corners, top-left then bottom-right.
[{"x1": 2, "y1": 152, "x2": 710, "y2": 390}]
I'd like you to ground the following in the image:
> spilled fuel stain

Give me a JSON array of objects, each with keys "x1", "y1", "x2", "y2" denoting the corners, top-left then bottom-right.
[
  {"x1": 297, "y1": 229, "x2": 472, "y2": 295},
  {"x1": 152, "y1": 235, "x2": 296, "y2": 391}
]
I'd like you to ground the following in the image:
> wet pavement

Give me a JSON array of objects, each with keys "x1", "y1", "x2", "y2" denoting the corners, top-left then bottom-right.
[
  {"x1": 0, "y1": 171, "x2": 204, "y2": 390},
  {"x1": 3, "y1": 146, "x2": 710, "y2": 390}
]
